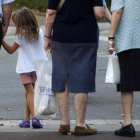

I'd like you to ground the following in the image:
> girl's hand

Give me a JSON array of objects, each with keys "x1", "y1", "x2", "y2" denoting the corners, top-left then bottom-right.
[
  {"x1": 45, "y1": 38, "x2": 51, "y2": 52},
  {"x1": 108, "y1": 40, "x2": 116, "y2": 54}
]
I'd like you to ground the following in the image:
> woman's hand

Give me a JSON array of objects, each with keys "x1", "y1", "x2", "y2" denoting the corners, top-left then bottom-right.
[
  {"x1": 108, "y1": 40, "x2": 116, "y2": 54},
  {"x1": 45, "y1": 38, "x2": 51, "y2": 52}
]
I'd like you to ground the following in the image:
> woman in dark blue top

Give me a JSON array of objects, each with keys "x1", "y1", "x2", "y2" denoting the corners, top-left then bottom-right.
[{"x1": 45, "y1": 0, "x2": 104, "y2": 135}]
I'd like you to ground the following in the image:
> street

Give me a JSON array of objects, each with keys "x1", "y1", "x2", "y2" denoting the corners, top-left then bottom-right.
[
  {"x1": 0, "y1": 31, "x2": 140, "y2": 139},
  {"x1": 0, "y1": 31, "x2": 140, "y2": 120}
]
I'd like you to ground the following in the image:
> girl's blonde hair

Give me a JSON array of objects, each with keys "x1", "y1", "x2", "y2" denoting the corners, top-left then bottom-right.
[{"x1": 12, "y1": 7, "x2": 39, "y2": 43}]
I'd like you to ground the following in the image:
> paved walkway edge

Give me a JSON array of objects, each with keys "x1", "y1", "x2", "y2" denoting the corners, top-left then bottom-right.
[
  {"x1": 0, "y1": 120, "x2": 140, "y2": 126},
  {"x1": 0, "y1": 120, "x2": 140, "y2": 132}
]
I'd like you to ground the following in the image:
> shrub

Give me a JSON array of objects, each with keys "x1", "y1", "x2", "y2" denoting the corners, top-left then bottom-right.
[{"x1": 13, "y1": 0, "x2": 48, "y2": 12}]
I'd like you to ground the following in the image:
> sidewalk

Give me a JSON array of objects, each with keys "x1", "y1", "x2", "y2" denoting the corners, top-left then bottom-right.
[
  {"x1": 0, "y1": 120, "x2": 140, "y2": 140},
  {"x1": 0, "y1": 120, "x2": 140, "y2": 132},
  {"x1": 0, "y1": 120, "x2": 140, "y2": 139}
]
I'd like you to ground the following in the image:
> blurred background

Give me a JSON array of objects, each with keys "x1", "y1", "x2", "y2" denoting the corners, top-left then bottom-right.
[
  {"x1": 13, "y1": 0, "x2": 111, "y2": 15},
  {"x1": 10, "y1": 0, "x2": 111, "y2": 26}
]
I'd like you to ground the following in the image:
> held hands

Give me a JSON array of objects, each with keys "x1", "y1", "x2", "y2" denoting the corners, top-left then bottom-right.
[{"x1": 45, "y1": 38, "x2": 51, "y2": 53}]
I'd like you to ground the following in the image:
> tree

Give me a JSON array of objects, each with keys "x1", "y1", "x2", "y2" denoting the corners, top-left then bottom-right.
[
  {"x1": 106, "y1": 0, "x2": 111, "y2": 9},
  {"x1": 13, "y1": 0, "x2": 48, "y2": 12}
]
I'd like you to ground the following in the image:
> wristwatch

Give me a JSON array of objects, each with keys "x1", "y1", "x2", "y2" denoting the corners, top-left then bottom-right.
[
  {"x1": 108, "y1": 37, "x2": 115, "y2": 40},
  {"x1": 44, "y1": 34, "x2": 51, "y2": 39}
]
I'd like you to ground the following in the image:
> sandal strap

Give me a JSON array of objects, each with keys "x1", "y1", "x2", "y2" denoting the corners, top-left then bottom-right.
[
  {"x1": 22, "y1": 120, "x2": 30, "y2": 124},
  {"x1": 32, "y1": 117, "x2": 38, "y2": 121},
  {"x1": 86, "y1": 124, "x2": 91, "y2": 129},
  {"x1": 32, "y1": 117, "x2": 41, "y2": 124}
]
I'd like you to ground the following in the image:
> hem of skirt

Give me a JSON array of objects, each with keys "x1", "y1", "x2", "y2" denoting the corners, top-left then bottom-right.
[
  {"x1": 116, "y1": 48, "x2": 140, "y2": 54},
  {"x1": 117, "y1": 91, "x2": 139, "y2": 92},
  {"x1": 53, "y1": 89, "x2": 96, "y2": 93},
  {"x1": 117, "y1": 89, "x2": 139, "y2": 92}
]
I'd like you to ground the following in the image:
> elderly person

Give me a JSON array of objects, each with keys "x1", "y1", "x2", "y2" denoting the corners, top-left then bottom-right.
[
  {"x1": 108, "y1": 0, "x2": 140, "y2": 137},
  {"x1": 0, "y1": 0, "x2": 14, "y2": 45},
  {"x1": 45, "y1": 0, "x2": 104, "y2": 136}
]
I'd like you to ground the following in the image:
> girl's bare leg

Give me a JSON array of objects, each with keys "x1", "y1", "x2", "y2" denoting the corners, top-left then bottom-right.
[
  {"x1": 24, "y1": 84, "x2": 36, "y2": 119},
  {"x1": 24, "y1": 92, "x2": 30, "y2": 121}
]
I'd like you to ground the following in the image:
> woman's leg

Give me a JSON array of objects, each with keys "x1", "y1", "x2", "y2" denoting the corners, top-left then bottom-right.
[
  {"x1": 24, "y1": 92, "x2": 30, "y2": 121},
  {"x1": 121, "y1": 92, "x2": 133, "y2": 126},
  {"x1": 74, "y1": 93, "x2": 88, "y2": 127},
  {"x1": 55, "y1": 81, "x2": 70, "y2": 125},
  {"x1": 24, "y1": 83, "x2": 35, "y2": 118}
]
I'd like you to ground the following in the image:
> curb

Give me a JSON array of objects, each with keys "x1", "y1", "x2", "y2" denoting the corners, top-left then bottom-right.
[
  {"x1": 6, "y1": 23, "x2": 110, "y2": 36},
  {"x1": 1, "y1": 119, "x2": 140, "y2": 126},
  {"x1": 0, "y1": 120, "x2": 140, "y2": 132}
]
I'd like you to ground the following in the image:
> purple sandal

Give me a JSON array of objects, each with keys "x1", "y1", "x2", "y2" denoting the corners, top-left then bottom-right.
[
  {"x1": 32, "y1": 117, "x2": 43, "y2": 129},
  {"x1": 19, "y1": 120, "x2": 30, "y2": 128}
]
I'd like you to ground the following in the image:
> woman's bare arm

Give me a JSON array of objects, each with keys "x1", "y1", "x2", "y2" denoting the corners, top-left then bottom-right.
[
  {"x1": 45, "y1": 9, "x2": 57, "y2": 51},
  {"x1": 104, "y1": 7, "x2": 111, "y2": 23},
  {"x1": 45, "y1": 9, "x2": 57, "y2": 37},
  {"x1": 109, "y1": 9, "x2": 122, "y2": 39},
  {"x1": 2, "y1": 3, "x2": 13, "y2": 38},
  {"x1": 108, "y1": 9, "x2": 123, "y2": 53},
  {"x1": 94, "y1": 7, "x2": 105, "y2": 20}
]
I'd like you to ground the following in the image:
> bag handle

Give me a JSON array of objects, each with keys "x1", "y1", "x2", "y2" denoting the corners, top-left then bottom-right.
[
  {"x1": 112, "y1": 51, "x2": 118, "y2": 58},
  {"x1": 57, "y1": 0, "x2": 66, "y2": 12}
]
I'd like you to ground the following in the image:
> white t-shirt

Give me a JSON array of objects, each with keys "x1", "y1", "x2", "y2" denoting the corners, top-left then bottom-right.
[{"x1": 15, "y1": 29, "x2": 47, "y2": 74}]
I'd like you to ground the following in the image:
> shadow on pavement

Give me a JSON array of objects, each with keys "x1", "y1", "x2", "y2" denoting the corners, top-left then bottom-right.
[{"x1": 0, "y1": 132, "x2": 140, "y2": 140}]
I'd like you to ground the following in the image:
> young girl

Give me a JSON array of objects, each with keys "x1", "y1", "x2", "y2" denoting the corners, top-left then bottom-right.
[{"x1": 2, "y1": 7, "x2": 47, "y2": 128}]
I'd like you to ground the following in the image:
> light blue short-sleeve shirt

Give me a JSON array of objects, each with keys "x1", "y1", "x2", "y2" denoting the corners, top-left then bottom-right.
[
  {"x1": 0, "y1": 0, "x2": 14, "y2": 17},
  {"x1": 111, "y1": 0, "x2": 140, "y2": 53},
  {"x1": 102, "y1": 0, "x2": 107, "y2": 8}
]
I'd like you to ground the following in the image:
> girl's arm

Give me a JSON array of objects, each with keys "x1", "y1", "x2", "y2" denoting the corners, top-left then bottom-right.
[
  {"x1": 2, "y1": 40, "x2": 19, "y2": 54},
  {"x1": 104, "y1": 7, "x2": 111, "y2": 23}
]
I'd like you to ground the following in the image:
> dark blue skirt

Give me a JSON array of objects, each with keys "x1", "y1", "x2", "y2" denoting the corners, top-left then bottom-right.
[
  {"x1": 51, "y1": 41, "x2": 98, "y2": 93},
  {"x1": 0, "y1": 22, "x2": 2, "y2": 48},
  {"x1": 117, "y1": 49, "x2": 140, "y2": 92}
]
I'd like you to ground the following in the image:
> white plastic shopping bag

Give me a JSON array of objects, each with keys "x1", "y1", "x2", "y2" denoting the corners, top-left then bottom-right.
[
  {"x1": 105, "y1": 52, "x2": 120, "y2": 84},
  {"x1": 33, "y1": 53, "x2": 57, "y2": 116}
]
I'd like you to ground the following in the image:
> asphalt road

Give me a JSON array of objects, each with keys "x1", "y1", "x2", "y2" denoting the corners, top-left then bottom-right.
[
  {"x1": 0, "y1": 132, "x2": 140, "y2": 140},
  {"x1": 0, "y1": 32, "x2": 140, "y2": 120}
]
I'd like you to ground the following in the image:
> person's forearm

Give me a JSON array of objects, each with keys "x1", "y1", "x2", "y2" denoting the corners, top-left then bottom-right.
[
  {"x1": 45, "y1": 10, "x2": 56, "y2": 37},
  {"x1": 109, "y1": 9, "x2": 122, "y2": 37},
  {"x1": 2, "y1": 40, "x2": 13, "y2": 54},
  {"x1": 2, "y1": 3, "x2": 12, "y2": 27},
  {"x1": 104, "y1": 7, "x2": 111, "y2": 23}
]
